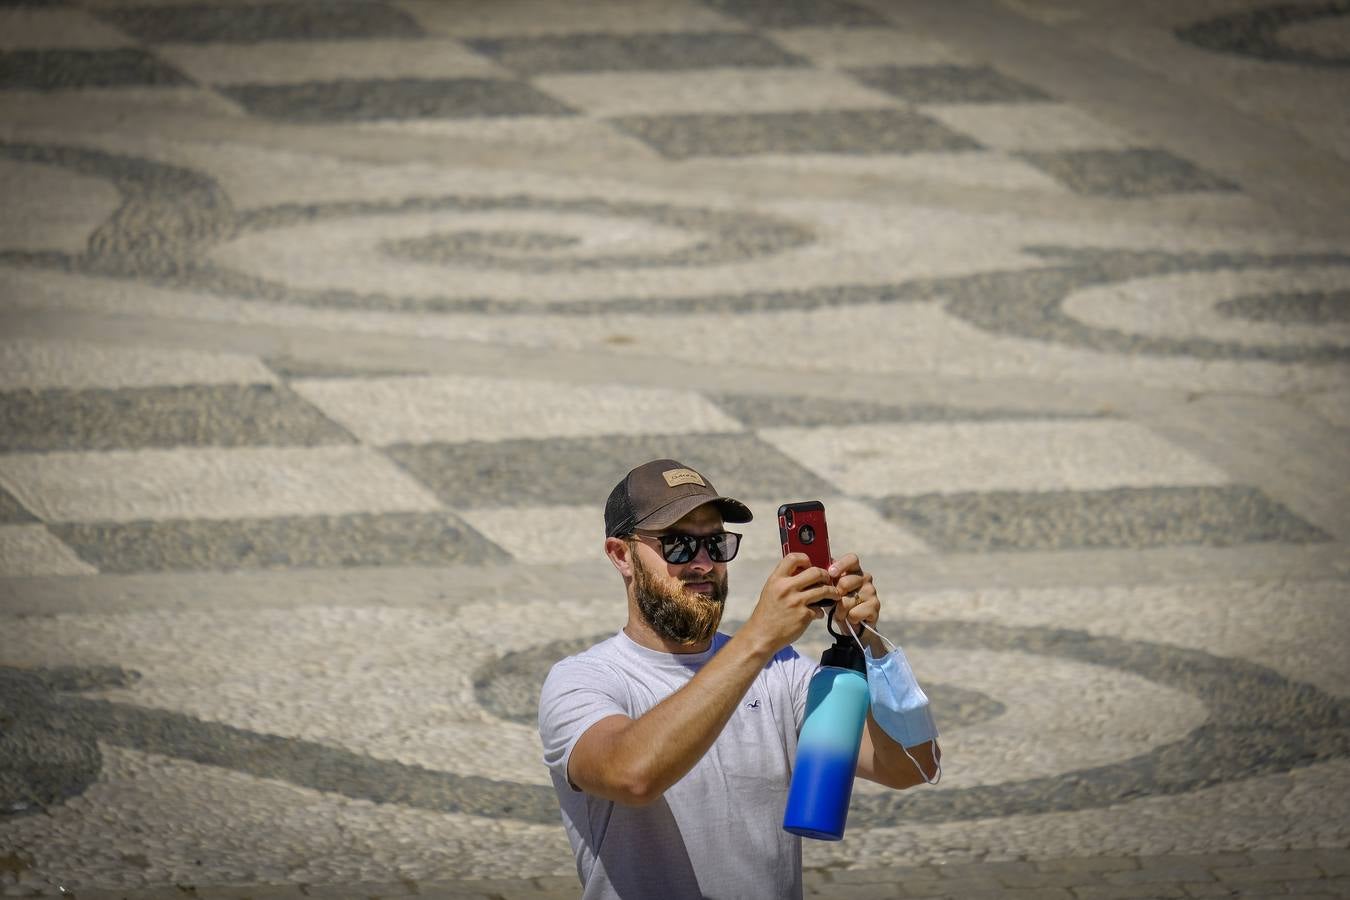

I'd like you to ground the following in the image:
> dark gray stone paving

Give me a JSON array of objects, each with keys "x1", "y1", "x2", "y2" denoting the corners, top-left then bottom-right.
[
  {"x1": 1016, "y1": 148, "x2": 1241, "y2": 197},
  {"x1": 382, "y1": 230, "x2": 582, "y2": 268},
  {"x1": 95, "y1": 1, "x2": 425, "y2": 44},
  {"x1": 385, "y1": 433, "x2": 836, "y2": 508},
  {"x1": 49, "y1": 512, "x2": 511, "y2": 574},
  {"x1": 708, "y1": 392, "x2": 1103, "y2": 428},
  {"x1": 939, "y1": 246, "x2": 1350, "y2": 364},
  {"x1": 1216, "y1": 289, "x2": 1350, "y2": 324},
  {"x1": 219, "y1": 78, "x2": 576, "y2": 123},
  {"x1": 848, "y1": 64, "x2": 1052, "y2": 103},
  {"x1": 876, "y1": 485, "x2": 1332, "y2": 553},
  {"x1": 697, "y1": 0, "x2": 890, "y2": 28},
  {"x1": 1176, "y1": 1, "x2": 1350, "y2": 67},
  {"x1": 0, "y1": 49, "x2": 192, "y2": 91},
  {"x1": 0, "y1": 665, "x2": 556, "y2": 822},
  {"x1": 0, "y1": 486, "x2": 37, "y2": 524},
  {"x1": 463, "y1": 31, "x2": 808, "y2": 74},
  {"x1": 0, "y1": 385, "x2": 355, "y2": 453},
  {"x1": 608, "y1": 108, "x2": 983, "y2": 159}
]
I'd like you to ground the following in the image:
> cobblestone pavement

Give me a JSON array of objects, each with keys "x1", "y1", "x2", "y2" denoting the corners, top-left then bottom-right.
[{"x1": 2, "y1": 0, "x2": 1349, "y2": 897}]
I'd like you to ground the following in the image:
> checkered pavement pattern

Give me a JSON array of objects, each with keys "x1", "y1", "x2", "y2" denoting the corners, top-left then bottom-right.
[
  {"x1": 0, "y1": 339, "x2": 1326, "y2": 576},
  {"x1": 0, "y1": 0, "x2": 1235, "y2": 197}
]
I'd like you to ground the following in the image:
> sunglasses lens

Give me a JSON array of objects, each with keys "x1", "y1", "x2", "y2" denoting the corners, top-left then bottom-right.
[
  {"x1": 660, "y1": 535, "x2": 697, "y2": 564},
  {"x1": 708, "y1": 533, "x2": 737, "y2": 562}
]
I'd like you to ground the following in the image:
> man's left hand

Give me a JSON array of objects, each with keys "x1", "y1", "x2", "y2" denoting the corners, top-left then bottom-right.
[{"x1": 827, "y1": 553, "x2": 879, "y2": 638}]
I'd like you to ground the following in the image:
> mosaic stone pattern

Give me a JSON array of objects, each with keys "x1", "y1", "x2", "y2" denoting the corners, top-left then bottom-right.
[
  {"x1": 1, "y1": 0, "x2": 1348, "y2": 895},
  {"x1": 1176, "y1": 1, "x2": 1350, "y2": 67},
  {"x1": 0, "y1": 48, "x2": 191, "y2": 90}
]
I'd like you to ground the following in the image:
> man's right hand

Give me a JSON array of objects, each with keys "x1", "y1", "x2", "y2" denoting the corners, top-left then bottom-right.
[{"x1": 741, "y1": 553, "x2": 841, "y2": 658}]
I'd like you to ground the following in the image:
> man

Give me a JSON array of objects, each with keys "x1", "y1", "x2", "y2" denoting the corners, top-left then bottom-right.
[{"x1": 539, "y1": 459, "x2": 941, "y2": 899}]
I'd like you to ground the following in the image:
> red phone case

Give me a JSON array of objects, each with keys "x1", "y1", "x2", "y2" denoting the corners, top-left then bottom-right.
[{"x1": 778, "y1": 500, "x2": 832, "y2": 572}]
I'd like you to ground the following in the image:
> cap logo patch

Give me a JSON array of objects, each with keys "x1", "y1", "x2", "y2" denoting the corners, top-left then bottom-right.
[{"x1": 662, "y1": 468, "x2": 706, "y2": 488}]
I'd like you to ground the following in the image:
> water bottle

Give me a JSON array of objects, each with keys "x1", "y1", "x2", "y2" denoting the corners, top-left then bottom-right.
[{"x1": 783, "y1": 615, "x2": 869, "y2": 841}]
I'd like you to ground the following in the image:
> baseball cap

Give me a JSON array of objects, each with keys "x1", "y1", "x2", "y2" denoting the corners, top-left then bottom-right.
[{"x1": 604, "y1": 459, "x2": 752, "y2": 537}]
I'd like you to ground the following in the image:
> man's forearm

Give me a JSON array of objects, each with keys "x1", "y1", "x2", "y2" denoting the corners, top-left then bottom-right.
[{"x1": 598, "y1": 631, "x2": 776, "y2": 804}]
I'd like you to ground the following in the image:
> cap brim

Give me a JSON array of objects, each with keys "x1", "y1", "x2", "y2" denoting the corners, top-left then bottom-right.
[{"x1": 636, "y1": 494, "x2": 753, "y2": 531}]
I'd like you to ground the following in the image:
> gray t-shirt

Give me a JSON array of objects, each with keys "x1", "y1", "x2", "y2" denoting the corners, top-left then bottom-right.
[{"x1": 538, "y1": 629, "x2": 818, "y2": 900}]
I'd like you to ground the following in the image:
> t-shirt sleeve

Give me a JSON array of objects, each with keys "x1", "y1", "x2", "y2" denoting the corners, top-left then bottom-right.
[{"x1": 538, "y1": 656, "x2": 629, "y2": 792}]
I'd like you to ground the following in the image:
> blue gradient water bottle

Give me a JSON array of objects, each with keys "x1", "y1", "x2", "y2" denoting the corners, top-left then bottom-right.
[{"x1": 783, "y1": 616, "x2": 869, "y2": 840}]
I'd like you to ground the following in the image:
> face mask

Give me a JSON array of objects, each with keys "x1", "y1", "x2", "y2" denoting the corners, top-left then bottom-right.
[{"x1": 842, "y1": 621, "x2": 942, "y2": 785}]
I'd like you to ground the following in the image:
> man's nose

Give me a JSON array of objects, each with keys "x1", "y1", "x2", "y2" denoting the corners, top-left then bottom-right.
[{"x1": 685, "y1": 542, "x2": 715, "y2": 571}]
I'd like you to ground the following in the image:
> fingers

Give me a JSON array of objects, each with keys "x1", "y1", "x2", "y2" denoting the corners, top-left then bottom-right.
[
  {"x1": 827, "y1": 552, "x2": 860, "y2": 580},
  {"x1": 834, "y1": 570, "x2": 879, "y2": 628},
  {"x1": 833, "y1": 570, "x2": 872, "y2": 596},
  {"x1": 778, "y1": 552, "x2": 814, "y2": 576}
]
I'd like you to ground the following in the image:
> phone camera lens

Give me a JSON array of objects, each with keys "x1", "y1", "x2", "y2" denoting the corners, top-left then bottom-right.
[{"x1": 799, "y1": 524, "x2": 815, "y2": 544}]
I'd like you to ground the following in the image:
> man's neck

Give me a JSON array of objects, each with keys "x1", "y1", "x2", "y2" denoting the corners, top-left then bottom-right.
[{"x1": 623, "y1": 620, "x2": 714, "y2": 655}]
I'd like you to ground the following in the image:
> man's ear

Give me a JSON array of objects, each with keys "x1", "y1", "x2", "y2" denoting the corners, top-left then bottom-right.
[{"x1": 605, "y1": 536, "x2": 634, "y2": 578}]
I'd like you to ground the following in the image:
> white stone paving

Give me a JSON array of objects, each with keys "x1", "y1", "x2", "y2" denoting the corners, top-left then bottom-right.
[
  {"x1": 821, "y1": 758, "x2": 1350, "y2": 867},
  {"x1": 734, "y1": 496, "x2": 932, "y2": 560},
  {"x1": 921, "y1": 101, "x2": 1137, "y2": 151},
  {"x1": 290, "y1": 374, "x2": 743, "y2": 445},
  {"x1": 0, "y1": 159, "x2": 122, "y2": 253},
  {"x1": 765, "y1": 26, "x2": 967, "y2": 67},
  {"x1": 534, "y1": 68, "x2": 902, "y2": 116},
  {"x1": 1063, "y1": 267, "x2": 1350, "y2": 349},
  {"x1": 0, "y1": 7, "x2": 132, "y2": 50},
  {"x1": 758, "y1": 420, "x2": 1232, "y2": 497},
  {"x1": 0, "y1": 525, "x2": 97, "y2": 577},
  {"x1": 713, "y1": 148, "x2": 1070, "y2": 191},
  {"x1": 457, "y1": 504, "x2": 604, "y2": 565},
  {"x1": 1303, "y1": 389, "x2": 1350, "y2": 430},
  {"x1": 0, "y1": 447, "x2": 443, "y2": 523},
  {"x1": 0, "y1": 339, "x2": 276, "y2": 390},
  {"x1": 879, "y1": 578, "x2": 1350, "y2": 699}
]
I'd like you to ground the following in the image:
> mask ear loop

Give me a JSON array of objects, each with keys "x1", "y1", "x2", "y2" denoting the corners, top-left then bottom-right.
[
  {"x1": 833, "y1": 610, "x2": 869, "y2": 655},
  {"x1": 856, "y1": 621, "x2": 942, "y2": 786}
]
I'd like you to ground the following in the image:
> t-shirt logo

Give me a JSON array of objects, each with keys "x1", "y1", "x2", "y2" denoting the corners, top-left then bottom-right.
[
  {"x1": 663, "y1": 468, "x2": 706, "y2": 488},
  {"x1": 745, "y1": 699, "x2": 761, "y2": 709}
]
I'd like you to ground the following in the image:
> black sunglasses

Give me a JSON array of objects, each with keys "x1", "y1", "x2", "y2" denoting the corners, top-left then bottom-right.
[{"x1": 633, "y1": 531, "x2": 742, "y2": 564}]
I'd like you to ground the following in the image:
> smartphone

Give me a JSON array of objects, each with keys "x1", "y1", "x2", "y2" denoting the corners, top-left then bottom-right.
[{"x1": 778, "y1": 499, "x2": 833, "y2": 575}]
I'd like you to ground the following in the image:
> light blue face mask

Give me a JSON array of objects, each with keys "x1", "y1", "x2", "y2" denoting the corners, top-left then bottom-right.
[{"x1": 843, "y1": 621, "x2": 942, "y2": 785}]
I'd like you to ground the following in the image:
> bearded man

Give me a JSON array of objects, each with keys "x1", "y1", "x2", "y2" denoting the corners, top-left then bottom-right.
[{"x1": 538, "y1": 459, "x2": 940, "y2": 900}]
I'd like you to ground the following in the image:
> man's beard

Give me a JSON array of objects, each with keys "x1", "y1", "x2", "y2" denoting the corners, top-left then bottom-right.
[{"x1": 632, "y1": 554, "x2": 728, "y2": 646}]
